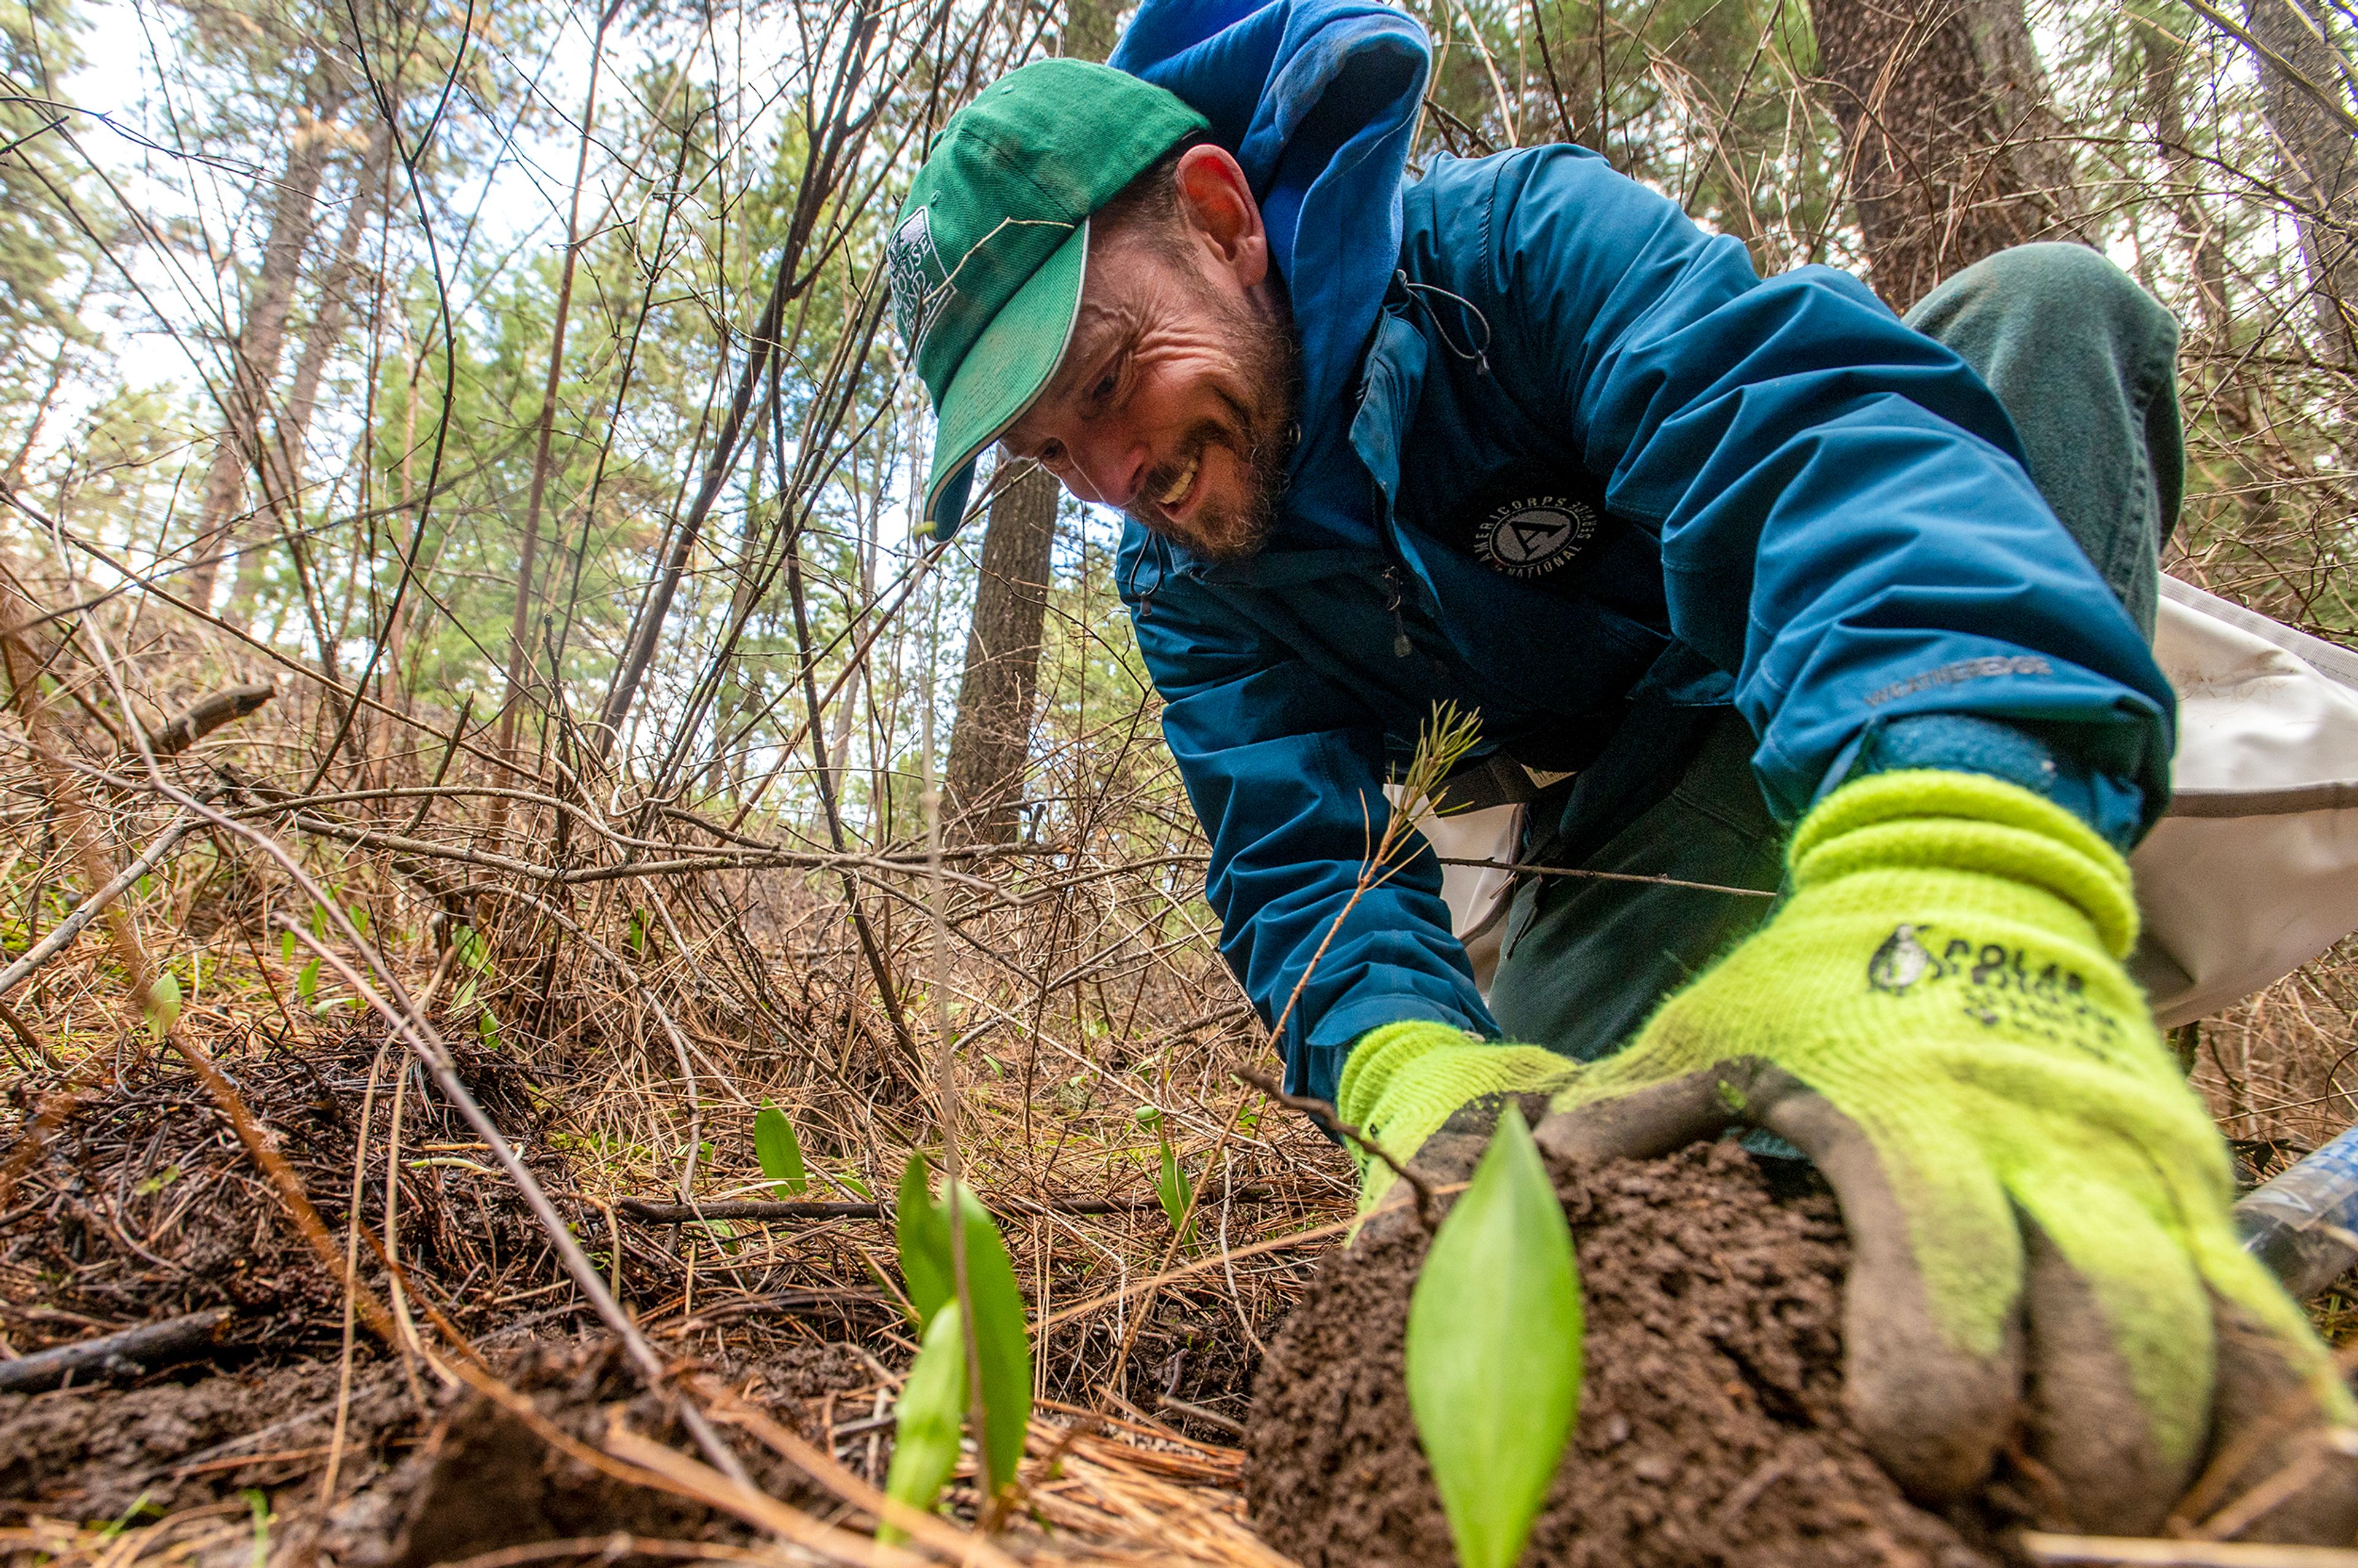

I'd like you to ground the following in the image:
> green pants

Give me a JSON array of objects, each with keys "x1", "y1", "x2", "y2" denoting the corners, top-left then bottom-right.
[{"x1": 1488, "y1": 243, "x2": 2185, "y2": 1060}]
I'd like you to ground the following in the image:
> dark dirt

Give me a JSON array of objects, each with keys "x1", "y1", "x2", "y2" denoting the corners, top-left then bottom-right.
[
  {"x1": 0, "y1": 1023, "x2": 579, "y2": 1353},
  {"x1": 1244, "y1": 1141, "x2": 2014, "y2": 1568},
  {"x1": 0, "y1": 1356, "x2": 389, "y2": 1519},
  {"x1": 349, "y1": 1337, "x2": 873, "y2": 1568},
  {"x1": 0, "y1": 1333, "x2": 877, "y2": 1560}
]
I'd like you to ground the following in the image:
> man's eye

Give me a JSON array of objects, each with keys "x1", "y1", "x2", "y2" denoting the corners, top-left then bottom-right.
[{"x1": 1086, "y1": 360, "x2": 1122, "y2": 408}]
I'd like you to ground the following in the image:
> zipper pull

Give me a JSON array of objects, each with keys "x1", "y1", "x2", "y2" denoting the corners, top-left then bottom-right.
[{"x1": 1382, "y1": 567, "x2": 1412, "y2": 658}]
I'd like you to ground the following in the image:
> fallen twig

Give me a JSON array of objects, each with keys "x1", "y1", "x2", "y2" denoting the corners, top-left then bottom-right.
[
  {"x1": 134, "y1": 680, "x2": 273, "y2": 759},
  {"x1": 615, "y1": 1188, "x2": 1281, "y2": 1224},
  {"x1": 0, "y1": 1307, "x2": 234, "y2": 1394},
  {"x1": 0, "y1": 808, "x2": 200, "y2": 1000},
  {"x1": 1235, "y1": 1068, "x2": 1438, "y2": 1232},
  {"x1": 2020, "y1": 1533, "x2": 2358, "y2": 1566}
]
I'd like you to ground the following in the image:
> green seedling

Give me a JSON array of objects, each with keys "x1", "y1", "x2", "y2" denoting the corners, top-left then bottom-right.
[
  {"x1": 145, "y1": 969, "x2": 181, "y2": 1040},
  {"x1": 279, "y1": 930, "x2": 296, "y2": 964},
  {"x1": 1405, "y1": 1104, "x2": 1582, "y2": 1568},
  {"x1": 894, "y1": 1153, "x2": 1033, "y2": 1504},
  {"x1": 98, "y1": 1491, "x2": 161, "y2": 1539},
  {"x1": 477, "y1": 1007, "x2": 500, "y2": 1049},
  {"x1": 881, "y1": 1299, "x2": 967, "y2": 1544},
  {"x1": 755, "y1": 1102, "x2": 807, "y2": 1197},
  {"x1": 295, "y1": 958, "x2": 320, "y2": 1004},
  {"x1": 1137, "y1": 1106, "x2": 1194, "y2": 1247},
  {"x1": 242, "y1": 1488, "x2": 270, "y2": 1568}
]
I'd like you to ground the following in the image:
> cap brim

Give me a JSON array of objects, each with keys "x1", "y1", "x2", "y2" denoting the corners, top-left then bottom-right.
[{"x1": 921, "y1": 219, "x2": 1088, "y2": 540}]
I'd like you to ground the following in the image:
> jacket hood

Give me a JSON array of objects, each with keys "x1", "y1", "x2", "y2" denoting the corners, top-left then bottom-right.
[{"x1": 1109, "y1": 0, "x2": 1431, "y2": 524}]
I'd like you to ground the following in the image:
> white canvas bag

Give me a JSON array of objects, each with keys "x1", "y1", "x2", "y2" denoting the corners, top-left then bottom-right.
[
  {"x1": 1407, "y1": 574, "x2": 2358, "y2": 1022},
  {"x1": 2131, "y1": 576, "x2": 2358, "y2": 1026}
]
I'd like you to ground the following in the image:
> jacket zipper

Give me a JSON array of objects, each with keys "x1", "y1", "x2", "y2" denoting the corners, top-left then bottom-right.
[{"x1": 1382, "y1": 565, "x2": 1413, "y2": 659}]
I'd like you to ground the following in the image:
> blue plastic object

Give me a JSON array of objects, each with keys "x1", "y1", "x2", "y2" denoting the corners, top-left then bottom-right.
[{"x1": 2234, "y1": 1120, "x2": 2358, "y2": 1298}]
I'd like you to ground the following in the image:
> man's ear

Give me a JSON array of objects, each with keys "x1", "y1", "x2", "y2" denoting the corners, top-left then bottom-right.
[{"x1": 1173, "y1": 144, "x2": 1269, "y2": 289}]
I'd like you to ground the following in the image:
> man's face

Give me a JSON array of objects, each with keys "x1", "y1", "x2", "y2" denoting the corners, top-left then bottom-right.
[{"x1": 1001, "y1": 149, "x2": 1298, "y2": 561}]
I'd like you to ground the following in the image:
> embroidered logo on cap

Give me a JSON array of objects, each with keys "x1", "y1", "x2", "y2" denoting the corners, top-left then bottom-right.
[
  {"x1": 1473, "y1": 496, "x2": 1598, "y2": 578},
  {"x1": 888, "y1": 207, "x2": 952, "y2": 362}
]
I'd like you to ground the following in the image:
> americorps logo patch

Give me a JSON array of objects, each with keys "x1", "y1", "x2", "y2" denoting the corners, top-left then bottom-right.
[
  {"x1": 888, "y1": 207, "x2": 952, "y2": 361},
  {"x1": 1474, "y1": 495, "x2": 1598, "y2": 578}
]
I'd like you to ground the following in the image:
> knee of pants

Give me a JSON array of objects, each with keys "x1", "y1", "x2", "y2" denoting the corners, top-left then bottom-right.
[{"x1": 1921, "y1": 241, "x2": 2180, "y2": 366}]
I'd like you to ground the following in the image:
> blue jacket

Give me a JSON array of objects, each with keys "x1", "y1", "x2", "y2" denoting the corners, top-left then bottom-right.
[{"x1": 1108, "y1": 0, "x2": 2177, "y2": 1103}]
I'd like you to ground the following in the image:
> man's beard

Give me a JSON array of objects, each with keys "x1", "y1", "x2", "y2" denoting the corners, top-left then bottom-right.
[{"x1": 1131, "y1": 293, "x2": 1299, "y2": 563}]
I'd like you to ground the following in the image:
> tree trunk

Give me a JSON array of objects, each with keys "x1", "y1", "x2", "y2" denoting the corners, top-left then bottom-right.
[
  {"x1": 2142, "y1": 25, "x2": 2233, "y2": 343},
  {"x1": 943, "y1": 465, "x2": 1057, "y2": 843},
  {"x1": 227, "y1": 124, "x2": 392, "y2": 631},
  {"x1": 2240, "y1": 0, "x2": 2358, "y2": 358},
  {"x1": 935, "y1": 0, "x2": 1115, "y2": 844},
  {"x1": 185, "y1": 109, "x2": 338, "y2": 611},
  {"x1": 1808, "y1": 0, "x2": 2088, "y2": 309}
]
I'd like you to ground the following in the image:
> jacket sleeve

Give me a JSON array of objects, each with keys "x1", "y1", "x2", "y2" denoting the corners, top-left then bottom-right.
[
  {"x1": 1460, "y1": 147, "x2": 2175, "y2": 833},
  {"x1": 1119, "y1": 537, "x2": 1497, "y2": 1103}
]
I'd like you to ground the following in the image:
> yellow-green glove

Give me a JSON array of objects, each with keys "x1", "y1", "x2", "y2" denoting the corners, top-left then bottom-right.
[
  {"x1": 1530, "y1": 769, "x2": 2354, "y2": 1537},
  {"x1": 1335, "y1": 1019, "x2": 1572, "y2": 1203}
]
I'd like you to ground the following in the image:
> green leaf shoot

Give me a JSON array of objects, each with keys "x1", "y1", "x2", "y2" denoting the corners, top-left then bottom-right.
[
  {"x1": 145, "y1": 969, "x2": 181, "y2": 1040},
  {"x1": 1405, "y1": 1104, "x2": 1582, "y2": 1568},
  {"x1": 295, "y1": 957, "x2": 320, "y2": 1004},
  {"x1": 896, "y1": 1154, "x2": 954, "y2": 1329},
  {"x1": 1155, "y1": 1130, "x2": 1194, "y2": 1248},
  {"x1": 755, "y1": 1103, "x2": 807, "y2": 1197},
  {"x1": 890, "y1": 1154, "x2": 1035, "y2": 1499},
  {"x1": 243, "y1": 1487, "x2": 270, "y2": 1568},
  {"x1": 879, "y1": 1300, "x2": 966, "y2": 1544},
  {"x1": 943, "y1": 1181, "x2": 1033, "y2": 1498}
]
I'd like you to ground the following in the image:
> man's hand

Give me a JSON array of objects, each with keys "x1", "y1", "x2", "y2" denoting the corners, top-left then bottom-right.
[
  {"x1": 1534, "y1": 769, "x2": 2355, "y2": 1537},
  {"x1": 1336, "y1": 1020, "x2": 1574, "y2": 1204}
]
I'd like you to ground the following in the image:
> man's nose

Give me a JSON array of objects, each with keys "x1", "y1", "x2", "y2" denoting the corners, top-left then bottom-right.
[{"x1": 1064, "y1": 426, "x2": 1147, "y2": 511}]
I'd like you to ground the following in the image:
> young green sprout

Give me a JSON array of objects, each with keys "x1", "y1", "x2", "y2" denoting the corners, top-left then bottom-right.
[
  {"x1": 1137, "y1": 1105, "x2": 1195, "y2": 1248},
  {"x1": 1404, "y1": 1104, "x2": 1582, "y2": 1568},
  {"x1": 884, "y1": 1154, "x2": 1034, "y2": 1534},
  {"x1": 755, "y1": 1102, "x2": 808, "y2": 1197}
]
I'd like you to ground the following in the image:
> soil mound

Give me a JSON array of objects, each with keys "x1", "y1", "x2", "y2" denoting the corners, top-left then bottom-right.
[{"x1": 1243, "y1": 1141, "x2": 2009, "y2": 1568}]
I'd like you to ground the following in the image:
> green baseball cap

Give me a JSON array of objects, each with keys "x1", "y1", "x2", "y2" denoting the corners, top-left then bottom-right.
[{"x1": 889, "y1": 60, "x2": 1208, "y2": 540}]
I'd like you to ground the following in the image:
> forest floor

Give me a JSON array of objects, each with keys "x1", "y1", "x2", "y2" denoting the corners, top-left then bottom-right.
[
  {"x1": 0, "y1": 930, "x2": 1342, "y2": 1568},
  {"x1": 6, "y1": 827, "x2": 2358, "y2": 1567}
]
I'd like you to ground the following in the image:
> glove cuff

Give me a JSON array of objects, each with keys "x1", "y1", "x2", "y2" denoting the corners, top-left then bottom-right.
[
  {"x1": 1336, "y1": 1020, "x2": 1479, "y2": 1135},
  {"x1": 1791, "y1": 770, "x2": 2139, "y2": 958}
]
